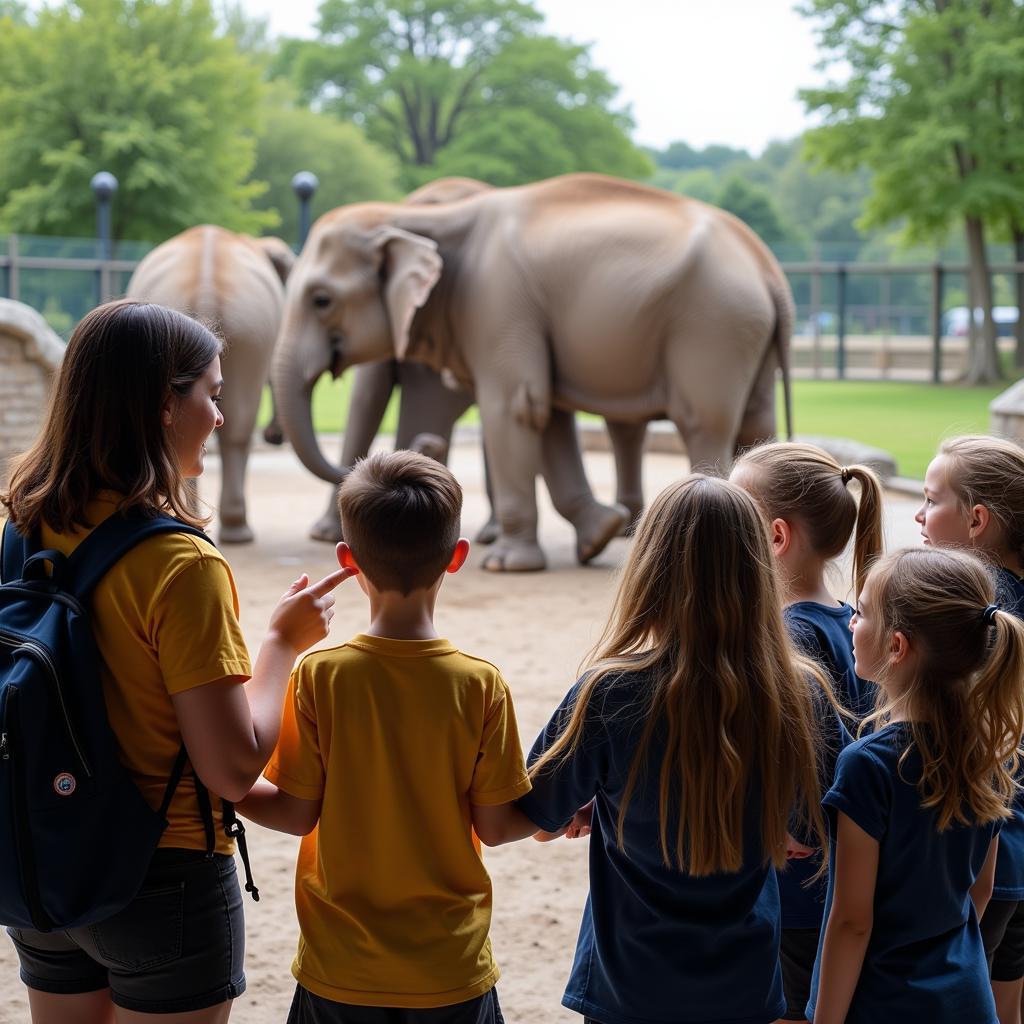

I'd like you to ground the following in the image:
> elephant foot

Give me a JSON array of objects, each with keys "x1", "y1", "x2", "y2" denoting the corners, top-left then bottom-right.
[
  {"x1": 574, "y1": 503, "x2": 630, "y2": 564},
  {"x1": 219, "y1": 521, "x2": 255, "y2": 545},
  {"x1": 481, "y1": 537, "x2": 547, "y2": 572},
  {"x1": 475, "y1": 517, "x2": 500, "y2": 545},
  {"x1": 263, "y1": 423, "x2": 285, "y2": 446},
  {"x1": 410, "y1": 432, "x2": 448, "y2": 463},
  {"x1": 309, "y1": 512, "x2": 344, "y2": 543}
]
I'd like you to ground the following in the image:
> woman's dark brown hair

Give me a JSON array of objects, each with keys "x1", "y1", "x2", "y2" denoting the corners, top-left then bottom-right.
[{"x1": 2, "y1": 300, "x2": 222, "y2": 534}]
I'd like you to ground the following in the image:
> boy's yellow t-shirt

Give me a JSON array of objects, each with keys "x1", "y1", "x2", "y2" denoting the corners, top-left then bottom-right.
[
  {"x1": 39, "y1": 494, "x2": 252, "y2": 853},
  {"x1": 265, "y1": 634, "x2": 532, "y2": 1008}
]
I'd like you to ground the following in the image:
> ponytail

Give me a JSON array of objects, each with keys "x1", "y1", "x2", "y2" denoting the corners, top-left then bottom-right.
[
  {"x1": 845, "y1": 465, "x2": 884, "y2": 598},
  {"x1": 733, "y1": 442, "x2": 884, "y2": 600},
  {"x1": 971, "y1": 609, "x2": 1024, "y2": 783}
]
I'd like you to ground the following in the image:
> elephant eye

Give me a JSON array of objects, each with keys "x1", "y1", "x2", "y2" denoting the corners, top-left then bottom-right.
[{"x1": 311, "y1": 291, "x2": 332, "y2": 310}]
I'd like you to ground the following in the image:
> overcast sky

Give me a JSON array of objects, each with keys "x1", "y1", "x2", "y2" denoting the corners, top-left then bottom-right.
[{"x1": 245, "y1": 0, "x2": 830, "y2": 155}]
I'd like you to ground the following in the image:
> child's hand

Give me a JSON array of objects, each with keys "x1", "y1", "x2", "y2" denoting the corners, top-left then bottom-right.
[
  {"x1": 786, "y1": 832, "x2": 816, "y2": 859},
  {"x1": 565, "y1": 799, "x2": 595, "y2": 839},
  {"x1": 266, "y1": 568, "x2": 357, "y2": 654}
]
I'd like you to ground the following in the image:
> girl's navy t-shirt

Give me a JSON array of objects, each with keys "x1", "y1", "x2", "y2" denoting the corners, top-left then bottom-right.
[
  {"x1": 780, "y1": 601, "x2": 866, "y2": 930},
  {"x1": 992, "y1": 566, "x2": 1024, "y2": 899},
  {"x1": 806, "y1": 724, "x2": 1000, "y2": 1024},
  {"x1": 517, "y1": 668, "x2": 842, "y2": 1024}
]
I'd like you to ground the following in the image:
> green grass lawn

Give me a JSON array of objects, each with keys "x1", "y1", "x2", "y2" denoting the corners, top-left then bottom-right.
[
  {"x1": 779, "y1": 379, "x2": 1009, "y2": 478},
  {"x1": 262, "y1": 375, "x2": 1017, "y2": 482}
]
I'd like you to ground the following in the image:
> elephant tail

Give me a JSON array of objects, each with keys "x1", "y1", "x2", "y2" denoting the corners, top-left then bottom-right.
[{"x1": 768, "y1": 268, "x2": 794, "y2": 440}]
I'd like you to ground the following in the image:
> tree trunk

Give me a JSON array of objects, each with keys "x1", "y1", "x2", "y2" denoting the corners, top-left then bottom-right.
[
  {"x1": 1015, "y1": 230, "x2": 1024, "y2": 370},
  {"x1": 963, "y1": 216, "x2": 1002, "y2": 384}
]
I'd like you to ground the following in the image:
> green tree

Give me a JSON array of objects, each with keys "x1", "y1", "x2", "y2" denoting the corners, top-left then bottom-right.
[
  {"x1": 799, "y1": 0, "x2": 1024, "y2": 383},
  {"x1": 714, "y1": 176, "x2": 792, "y2": 245},
  {"x1": 0, "y1": 0, "x2": 273, "y2": 243},
  {"x1": 275, "y1": 0, "x2": 651, "y2": 187},
  {"x1": 251, "y1": 83, "x2": 403, "y2": 244}
]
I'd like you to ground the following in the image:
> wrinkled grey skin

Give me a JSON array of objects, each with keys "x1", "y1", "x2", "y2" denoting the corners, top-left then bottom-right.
[
  {"x1": 127, "y1": 226, "x2": 294, "y2": 543},
  {"x1": 273, "y1": 173, "x2": 791, "y2": 570}
]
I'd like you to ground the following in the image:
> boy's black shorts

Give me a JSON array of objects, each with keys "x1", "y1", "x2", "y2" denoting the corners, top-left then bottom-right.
[
  {"x1": 7, "y1": 849, "x2": 245, "y2": 1014},
  {"x1": 981, "y1": 898, "x2": 1024, "y2": 982},
  {"x1": 779, "y1": 926, "x2": 821, "y2": 1020},
  {"x1": 287, "y1": 984, "x2": 504, "y2": 1023}
]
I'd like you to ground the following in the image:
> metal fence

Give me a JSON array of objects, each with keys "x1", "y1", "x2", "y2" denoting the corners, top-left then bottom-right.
[{"x1": 2, "y1": 234, "x2": 1022, "y2": 383}]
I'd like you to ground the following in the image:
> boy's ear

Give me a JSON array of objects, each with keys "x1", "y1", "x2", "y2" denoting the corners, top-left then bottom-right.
[
  {"x1": 336, "y1": 542, "x2": 360, "y2": 573},
  {"x1": 446, "y1": 538, "x2": 471, "y2": 574}
]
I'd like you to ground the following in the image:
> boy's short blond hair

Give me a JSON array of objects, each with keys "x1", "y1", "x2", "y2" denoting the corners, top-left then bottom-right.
[{"x1": 338, "y1": 450, "x2": 463, "y2": 594}]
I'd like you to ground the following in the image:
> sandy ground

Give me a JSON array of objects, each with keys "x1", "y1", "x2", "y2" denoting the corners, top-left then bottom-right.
[{"x1": 0, "y1": 438, "x2": 925, "y2": 1024}]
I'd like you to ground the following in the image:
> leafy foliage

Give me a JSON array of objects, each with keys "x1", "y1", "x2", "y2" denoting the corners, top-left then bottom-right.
[
  {"x1": 274, "y1": 0, "x2": 651, "y2": 187},
  {"x1": 797, "y1": 0, "x2": 1024, "y2": 382},
  {"x1": 0, "y1": 0, "x2": 273, "y2": 242},
  {"x1": 250, "y1": 83, "x2": 403, "y2": 244}
]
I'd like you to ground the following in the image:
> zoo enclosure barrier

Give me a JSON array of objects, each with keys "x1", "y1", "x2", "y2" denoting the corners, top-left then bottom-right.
[{"x1": 1, "y1": 234, "x2": 1023, "y2": 383}]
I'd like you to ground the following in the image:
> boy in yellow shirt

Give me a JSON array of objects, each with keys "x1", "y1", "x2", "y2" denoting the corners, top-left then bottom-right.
[{"x1": 239, "y1": 451, "x2": 538, "y2": 1023}]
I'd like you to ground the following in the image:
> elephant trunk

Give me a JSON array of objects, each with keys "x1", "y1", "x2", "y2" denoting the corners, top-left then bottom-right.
[{"x1": 272, "y1": 341, "x2": 349, "y2": 487}]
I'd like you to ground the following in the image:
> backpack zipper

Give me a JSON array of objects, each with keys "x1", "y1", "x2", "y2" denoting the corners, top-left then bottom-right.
[
  {"x1": 1, "y1": 686, "x2": 53, "y2": 931},
  {"x1": 0, "y1": 630, "x2": 93, "y2": 778}
]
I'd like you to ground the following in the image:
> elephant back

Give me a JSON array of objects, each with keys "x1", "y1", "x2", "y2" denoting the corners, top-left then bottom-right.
[{"x1": 126, "y1": 226, "x2": 284, "y2": 348}]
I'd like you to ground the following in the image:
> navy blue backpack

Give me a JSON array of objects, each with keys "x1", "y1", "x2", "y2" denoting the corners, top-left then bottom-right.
[{"x1": 0, "y1": 511, "x2": 257, "y2": 932}]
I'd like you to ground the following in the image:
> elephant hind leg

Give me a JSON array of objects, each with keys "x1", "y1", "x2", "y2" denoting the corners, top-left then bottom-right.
[
  {"x1": 606, "y1": 419, "x2": 647, "y2": 533},
  {"x1": 734, "y1": 344, "x2": 780, "y2": 457},
  {"x1": 541, "y1": 409, "x2": 628, "y2": 565}
]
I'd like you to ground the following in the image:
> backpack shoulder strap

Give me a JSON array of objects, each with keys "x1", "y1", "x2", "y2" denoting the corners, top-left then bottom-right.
[
  {"x1": 1, "y1": 519, "x2": 33, "y2": 584},
  {"x1": 67, "y1": 510, "x2": 212, "y2": 600}
]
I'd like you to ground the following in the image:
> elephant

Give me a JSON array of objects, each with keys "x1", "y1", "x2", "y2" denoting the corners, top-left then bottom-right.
[
  {"x1": 291, "y1": 176, "x2": 639, "y2": 558},
  {"x1": 273, "y1": 172, "x2": 793, "y2": 571},
  {"x1": 127, "y1": 225, "x2": 294, "y2": 543}
]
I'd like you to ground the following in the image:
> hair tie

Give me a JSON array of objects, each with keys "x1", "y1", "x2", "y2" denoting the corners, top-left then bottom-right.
[
  {"x1": 982, "y1": 604, "x2": 1000, "y2": 626},
  {"x1": 840, "y1": 466, "x2": 851, "y2": 484}
]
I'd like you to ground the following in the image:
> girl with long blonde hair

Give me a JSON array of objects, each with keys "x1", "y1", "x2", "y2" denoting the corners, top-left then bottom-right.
[
  {"x1": 516, "y1": 475, "x2": 842, "y2": 1024},
  {"x1": 916, "y1": 435, "x2": 1024, "y2": 1024},
  {"x1": 730, "y1": 441, "x2": 883, "y2": 1023},
  {"x1": 808, "y1": 547, "x2": 1024, "y2": 1024}
]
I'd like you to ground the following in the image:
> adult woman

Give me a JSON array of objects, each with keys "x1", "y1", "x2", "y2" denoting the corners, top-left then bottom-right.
[{"x1": 1, "y1": 300, "x2": 351, "y2": 1023}]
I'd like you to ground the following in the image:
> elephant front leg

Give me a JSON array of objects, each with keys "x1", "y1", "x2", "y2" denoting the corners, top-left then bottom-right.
[
  {"x1": 217, "y1": 437, "x2": 254, "y2": 544},
  {"x1": 479, "y1": 406, "x2": 546, "y2": 572},
  {"x1": 541, "y1": 410, "x2": 628, "y2": 564}
]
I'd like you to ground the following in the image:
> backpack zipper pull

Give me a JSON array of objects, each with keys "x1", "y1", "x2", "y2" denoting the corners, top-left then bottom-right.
[{"x1": 1, "y1": 731, "x2": 8, "y2": 760}]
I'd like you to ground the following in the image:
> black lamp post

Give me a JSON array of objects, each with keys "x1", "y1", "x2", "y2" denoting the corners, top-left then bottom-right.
[
  {"x1": 90, "y1": 171, "x2": 118, "y2": 302},
  {"x1": 292, "y1": 171, "x2": 319, "y2": 250}
]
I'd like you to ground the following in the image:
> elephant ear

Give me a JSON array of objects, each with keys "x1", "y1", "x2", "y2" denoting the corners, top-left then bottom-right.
[
  {"x1": 377, "y1": 227, "x2": 442, "y2": 360},
  {"x1": 254, "y1": 236, "x2": 296, "y2": 285}
]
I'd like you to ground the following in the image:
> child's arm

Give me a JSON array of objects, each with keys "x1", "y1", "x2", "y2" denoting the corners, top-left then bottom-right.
[
  {"x1": 236, "y1": 779, "x2": 321, "y2": 836},
  {"x1": 970, "y1": 835, "x2": 999, "y2": 919},
  {"x1": 813, "y1": 811, "x2": 879, "y2": 1024},
  {"x1": 471, "y1": 801, "x2": 546, "y2": 847}
]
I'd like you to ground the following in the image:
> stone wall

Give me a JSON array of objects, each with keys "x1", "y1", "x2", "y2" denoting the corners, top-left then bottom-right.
[
  {"x1": 990, "y1": 379, "x2": 1024, "y2": 446},
  {"x1": 0, "y1": 299, "x2": 64, "y2": 486}
]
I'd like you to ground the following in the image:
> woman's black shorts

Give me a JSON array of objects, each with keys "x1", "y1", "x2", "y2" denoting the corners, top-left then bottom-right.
[
  {"x1": 7, "y1": 848, "x2": 245, "y2": 1014},
  {"x1": 982, "y1": 898, "x2": 1024, "y2": 982}
]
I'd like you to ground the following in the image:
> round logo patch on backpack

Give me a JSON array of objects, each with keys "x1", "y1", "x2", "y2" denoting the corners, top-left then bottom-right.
[{"x1": 53, "y1": 772, "x2": 76, "y2": 797}]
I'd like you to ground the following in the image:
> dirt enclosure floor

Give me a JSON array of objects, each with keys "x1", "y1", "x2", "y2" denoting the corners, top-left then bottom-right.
[{"x1": 0, "y1": 437, "x2": 925, "y2": 1024}]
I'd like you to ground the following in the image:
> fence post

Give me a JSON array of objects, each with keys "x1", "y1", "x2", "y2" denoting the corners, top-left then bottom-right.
[
  {"x1": 7, "y1": 234, "x2": 19, "y2": 302},
  {"x1": 836, "y1": 264, "x2": 847, "y2": 379},
  {"x1": 930, "y1": 263, "x2": 944, "y2": 384}
]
